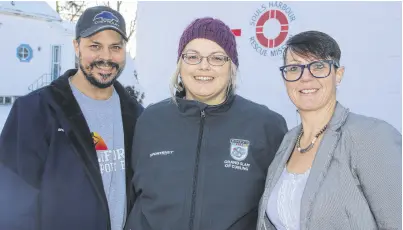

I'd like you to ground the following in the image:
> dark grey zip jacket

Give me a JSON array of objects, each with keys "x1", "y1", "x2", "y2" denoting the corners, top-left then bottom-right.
[{"x1": 125, "y1": 94, "x2": 288, "y2": 230}]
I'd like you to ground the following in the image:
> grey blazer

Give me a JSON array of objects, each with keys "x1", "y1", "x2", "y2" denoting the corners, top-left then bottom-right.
[{"x1": 257, "y1": 102, "x2": 402, "y2": 230}]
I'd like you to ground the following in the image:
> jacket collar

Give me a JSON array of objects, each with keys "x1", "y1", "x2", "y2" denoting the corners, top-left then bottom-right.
[
  {"x1": 272, "y1": 101, "x2": 350, "y2": 177},
  {"x1": 50, "y1": 69, "x2": 138, "y2": 118},
  {"x1": 175, "y1": 89, "x2": 236, "y2": 116},
  {"x1": 327, "y1": 101, "x2": 350, "y2": 131},
  {"x1": 282, "y1": 101, "x2": 350, "y2": 139}
]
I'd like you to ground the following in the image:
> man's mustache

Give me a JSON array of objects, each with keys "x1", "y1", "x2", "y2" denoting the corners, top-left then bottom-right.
[{"x1": 89, "y1": 60, "x2": 119, "y2": 70}]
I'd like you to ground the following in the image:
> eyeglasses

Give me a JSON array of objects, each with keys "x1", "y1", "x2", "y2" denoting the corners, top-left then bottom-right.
[
  {"x1": 279, "y1": 60, "x2": 340, "y2": 82},
  {"x1": 181, "y1": 52, "x2": 230, "y2": 66}
]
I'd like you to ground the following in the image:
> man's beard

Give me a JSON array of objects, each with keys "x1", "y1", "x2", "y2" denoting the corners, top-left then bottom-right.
[{"x1": 79, "y1": 55, "x2": 124, "y2": 89}]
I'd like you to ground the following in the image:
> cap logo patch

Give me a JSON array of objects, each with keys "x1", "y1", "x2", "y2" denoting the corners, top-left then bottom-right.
[{"x1": 93, "y1": 11, "x2": 119, "y2": 26}]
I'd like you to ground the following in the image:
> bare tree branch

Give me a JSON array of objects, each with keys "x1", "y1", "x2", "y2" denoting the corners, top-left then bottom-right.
[
  {"x1": 57, "y1": 1, "x2": 86, "y2": 22},
  {"x1": 127, "y1": 12, "x2": 137, "y2": 41},
  {"x1": 117, "y1": 1, "x2": 122, "y2": 12},
  {"x1": 69, "y1": 1, "x2": 85, "y2": 22}
]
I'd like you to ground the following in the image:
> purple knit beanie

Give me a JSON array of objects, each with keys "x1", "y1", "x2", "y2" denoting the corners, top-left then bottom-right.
[{"x1": 177, "y1": 17, "x2": 239, "y2": 67}]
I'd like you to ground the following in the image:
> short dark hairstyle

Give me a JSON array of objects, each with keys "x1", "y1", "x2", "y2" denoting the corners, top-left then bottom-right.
[{"x1": 283, "y1": 31, "x2": 341, "y2": 65}]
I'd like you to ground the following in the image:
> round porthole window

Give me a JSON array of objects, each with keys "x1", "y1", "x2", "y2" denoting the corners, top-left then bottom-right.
[{"x1": 16, "y1": 44, "x2": 33, "y2": 62}]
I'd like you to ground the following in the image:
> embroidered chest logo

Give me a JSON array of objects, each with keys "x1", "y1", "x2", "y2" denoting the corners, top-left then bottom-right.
[
  {"x1": 230, "y1": 139, "x2": 250, "y2": 161},
  {"x1": 224, "y1": 139, "x2": 251, "y2": 171}
]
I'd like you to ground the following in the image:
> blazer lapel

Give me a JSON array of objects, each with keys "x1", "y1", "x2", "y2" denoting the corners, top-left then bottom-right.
[
  {"x1": 300, "y1": 102, "x2": 350, "y2": 230},
  {"x1": 299, "y1": 129, "x2": 340, "y2": 229}
]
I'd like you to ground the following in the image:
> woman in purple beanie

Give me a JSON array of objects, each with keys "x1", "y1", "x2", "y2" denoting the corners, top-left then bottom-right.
[{"x1": 124, "y1": 17, "x2": 288, "y2": 230}]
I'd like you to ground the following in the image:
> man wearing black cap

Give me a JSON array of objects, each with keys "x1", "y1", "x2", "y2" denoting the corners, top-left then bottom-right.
[{"x1": 0, "y1": 6, "x2": 143, "y2": 230}]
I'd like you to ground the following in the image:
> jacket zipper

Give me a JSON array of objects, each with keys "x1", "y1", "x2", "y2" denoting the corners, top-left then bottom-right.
[{"x1": 189, "y1": 109, "x2": 206, "y2": 230}]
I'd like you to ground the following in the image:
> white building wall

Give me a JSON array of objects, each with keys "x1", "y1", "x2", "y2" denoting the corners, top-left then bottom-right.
[{"x1": 0, "y1": 13, "x2": 75, "y2": 96}]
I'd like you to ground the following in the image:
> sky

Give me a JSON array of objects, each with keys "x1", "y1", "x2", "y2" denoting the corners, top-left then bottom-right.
[{"x1": 46, "y1": 1, "x2": 138, "y2": 58}]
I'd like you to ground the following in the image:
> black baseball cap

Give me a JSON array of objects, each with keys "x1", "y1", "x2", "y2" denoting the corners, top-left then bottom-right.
[{"x1": 75, "y1": 6, "x2": 128, "y2": 41}]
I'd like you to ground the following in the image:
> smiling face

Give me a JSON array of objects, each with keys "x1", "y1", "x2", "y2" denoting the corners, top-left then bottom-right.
[
  {"x1": 73, "y1": 29, "x2": 126, "y2": 89},
  {"x1": 280, "y1": 31, "x2": 345, "y2": 113},
  {"x1": 179, "y1": 38, "x2": 231, "y2": 105},
  {"x1": 283, "y1": 50, "x2": 344, "y2": 112}
]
